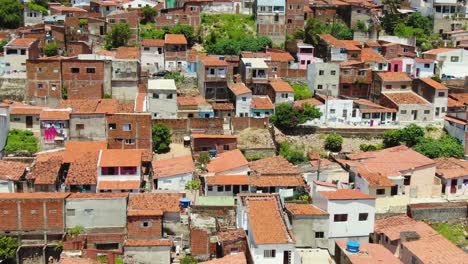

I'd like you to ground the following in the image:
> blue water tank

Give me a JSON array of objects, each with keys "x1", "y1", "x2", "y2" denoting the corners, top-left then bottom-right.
[
  {"x1": 179, "y1": 198, "x2": 191, "y2": 209},
  {"x1": 209, "y1": 149, "x2": 217, "y2": 157},
  {"x1": 346, "y1": 241, "x2": 360, "y2": 253}
]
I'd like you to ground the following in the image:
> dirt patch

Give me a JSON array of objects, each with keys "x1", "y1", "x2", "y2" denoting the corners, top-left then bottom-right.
[{"x1": 237, "y1": 128, "x2": 275, "y2": 149}]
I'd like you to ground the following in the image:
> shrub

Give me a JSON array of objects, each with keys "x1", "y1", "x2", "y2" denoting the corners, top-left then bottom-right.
[
  {"x1": 291, "y1": 83, "x2": 312, "y2": 100},
  {"x1": 359, "y1": 144, "x2": 381, "y2": 152},
  {"x1": 67, "y1": 226, "x2": 84, "y2": 237},
  {"x1": 44, "y1": 42, "x2": 58, "y2": 57},
  {"x1": 271, "y1": 103, "x2": 321, "y2": 131},
  {"x1": 279, "y1": 141, "x2": 307, "y2": 165},
  {"x1": 185, "y1": 180, "x2": 201, "y2": 190},
  {"x1": 400, "y1": 124, "x2": 424, "y2": 147},
  {"x1": 152, "y1": 123, "x2": 171, "y2": 154},
  {"x1": 413, "y1": 135, "x2": 464, "y2": 158},
  {"x1": 198, "y1": 152, "x2": 211, "y2": 165},
  {"x1": 324, "y1": 133, "x2": 343, "y2": 152},
  {"x1": 382, "y1": 129, "x2": 401, "y2": 148},
  {"x1": 4, "y1": 129, "x2": 39, "y2": 155},
  {"x1": 104, "y1": 23, "x2": 132, "y2": 50},
  {"x1": 0, "y1": 236, "x2": 18, "y2": 260}
]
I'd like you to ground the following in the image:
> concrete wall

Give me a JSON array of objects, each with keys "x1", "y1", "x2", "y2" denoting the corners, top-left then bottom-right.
[
  {"x1": 307, "y1": 62, "x2": 340, "y2": 97},
  {"x1": 0, "y1": 180, "x2": 14, "y2": 193},
  {"x1": 124, "y1": 246, "x2": 171, "y2": 264},
  {"x1": 148, "y1": 90, "x2": 177, "y2": 119},
  {"x1": 395, "y1": 104, "x2": 434, "y2": 123},
  {"x1": 235, "y1": 93, "x2": 252, "y2": 117},
  {"x1": 10, "y1": 114, "x2": 41, "y2": 134},
  {"x1": 289, "y1": 215, "x2": 329, "y2": 248},
  {"x1": 157, "y1": 173, "x2": 192, "y2": 190},
  {"x1": 69, "y1": 114, "x2": 107, "y2": 141},
  {"x1": 0, "y1": 76, "x2": 27, "y2": 101},
  {"x1": 141, "y1": 47, "x2": 164, "y2": 74},
  {"x1": 405, "y1": 165, "x2": 440, "y2": 198},
  {"x1": 65, "y1": 198, "x2": 127, "y2": 229},
  {"x1": 408, "y1": 202, "x2": 467, "y2": 223}
]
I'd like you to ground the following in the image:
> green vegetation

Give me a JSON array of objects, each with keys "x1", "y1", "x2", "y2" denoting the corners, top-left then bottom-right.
[
  {"x1": 0, "y1": 0, "x2": 23, "y2": 29},
  {"x1": 433, "y1": 223, "x2": 467, "y2": 247},
  {"x1": 279, "y1": 141, "x2": 307, "y2": 165},
  {"x1": 181, "y1": 256, "x2": 198, "y2": 264},
  {"x1": 0, "y1": 40, "x2": 8, "y2": 51},
  {"x1": 271, "y1": 103, "x2": 322, "y2": 131},
  {"x1": 354, "y1": 20, "x2": 368, "y2": 32},
  {"x1": 200, "y1": 14, "x2": 272, "y2": 55},
  {"x1": 61, "y1": 86, "x2": 68, "y2": 100},
  {"x1": 382, "y1": 129, "x2": 401, "y2": 148},
  {"x1": 304, "y1": 18, "x2": 353, "y2": 46},
  {"x1": 105, "y1": 23, "x2": 132, "y2": 50},
  {"x1": 97, "y1": 256, "x2": 108, "y2": 263},
  {"x1": 140, "y1": 23, "x2": 195, "y2": 45},
  {"x1": 4, "y1": 129, "x2": 39, "y2": 155},
  {"x1": 55, "y1": 240, "x2": 63, "y2": 252},
  {"x1": 291, "y1": 83, "x2": 312, "y2": 100},
  {"x1": 185, "y1": 180, "x2": 201, "y2": 190},
  {"x1": 0, "y1": 236, "x2": 18, "y2": 261},
  {"x1": 141, "y1": 5, "x2": 157, "y2": 24},
  {"x1": 359, "y1": 143, "x2": 382, "y2": 152},
  {"x1": 164, "y1": 71, "x2": 185, "y2": 85},
  {"x1": 44, "y1": 42, "x2": 59, "y2": 57},
  {"x1": 104, "y1": 93, "x2": 112, "y2": 99},
  {"x1": 26, "y1": 2, "x2": 48, "y2": 15},
  {"x1": 324, "y1": 133, "x2": 343, "y2": 152},
  {"x1": 67, "y1": 225, "x2": 84, "y2": 237},
  {"x1": 198, "y1": 152, "x2": 211, "y2": 166},
  {"x1": 244, "y1": 153, "x2": 270, "y2": 161},
  {"x1": 115, "y1": 257, "x2": 124, "y2": 264},
  {"x1": 140, "y1": 23, "x2": 166, "y2": 39},
  {"x1": 152, "y1": 123, "x2": 171, "y2": 154}
]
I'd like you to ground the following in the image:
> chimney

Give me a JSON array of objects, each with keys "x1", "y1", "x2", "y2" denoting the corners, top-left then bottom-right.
[{"x1": 400, "y1": 231, "x2": 421, "y2": 242}]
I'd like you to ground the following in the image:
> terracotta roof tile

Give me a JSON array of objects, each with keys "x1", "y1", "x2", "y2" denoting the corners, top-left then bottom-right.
[
  {"x1": 67, "y1": 193, "x2": 128, "y2": 199},
  {"x1": 447, "y1": 97, "x2": 465, "y2": 108},
  {"x1": 127, "y1": 209, "x2": 163, "y2": 216},
  {"x1": 435, "y1": 157, "x2": 468, "y2": 180},
  {"x1": 293, "y1": 98, "x2": 324, "y2": 110},
  {"x1": 444, "y1": 115, "x2": 467, "y2": 125},
  {"x1": 115, "y1": 47, "x2": 140, "y2": 60},
  {"x1": 0, "y1": 192, "x2": 69, "y2": 199},
  {"x1": 125, "y1": 239, "x2": 172, "y2": 247},
  {"x1": 0, "y1": 161, "x2": 26, "y2": 181},
  {"x1": 135, "y1": 93, "x2": 147, "y2": 112},
  {"x1": 128, "y1": 193, "x2": 184, "y2": 213},
  {"x1": 312, "y1": 180, "x2": 336, "y2": 188},
  {"x1": 357, "y1": 168, "x2": 395, "y2": 187},
  {"x1": 10, "y1": 106, "x2": 43, "y2": 115},
  {"x1": 449, "y1": 93, "x2": 468, "y2": 105},
  {"x1": 142, "y1": 39, "x2": 165, "y2": 47},
  {"x1": 205, "y1": 175, "x2": 249, "y2": 185},
  {"x1": 177, "y1": 96, "x2": 206, "y2": 106},
  {"x1": 228, "y1": 83, "x2": 251, "y2": 96},
  {"x1": 249, "y1": 175, "x2": 305, "y2": 187},
  {"x1": 217, "y1": 229, "x2": 246, "y2": 243},
  {"x1": 207, "y1": 149, "x2": 248, "y2": 174},
  {"x1": 285, "y1": 203, "x2": 328, "y2": 216},
  {"x1": 269, "y1": 78, "x2": 294, "y2": 92},
  {"x1": 251, "y1": 96, "x2": 274, "y2": 110},
  {"x1": 99, "y1": 149, "x2": 143, "y2": 167},
  {"x1": 7, "y1": 38, "x2": 38, "y2": 47},
  {"x1": 28, "y1": 151, "x2": 64, "y2": 185},
  {"x1": 63, "y1": 141, "x2": 107, "y2": 163},
  {"x1": 201, "y1": 57, "x2": 229, "y2": 66},
  {"x1": 418, "y1": 77, "x2": 448, "y2": 90},
  {"x1": 65, "y1": 154, "x2": 99, "y2": 185},
  {"x1": 211, "y1": 103, "x2": 234, "y2": 111},
  {"x1": 423, "y1": 48, "x2": 456, "y2": 55},
  {"x1": 39, "y1": 110, "x2": 70, "y2": 120},
  {"x1": 266, "y1": 51, "x2": 294, "y2": 62},
  {"x1": 414, "y1": 58, "x2": 434, "y2": 63},
  {"x1": 249, "y1": 156, "x2": 300, "y2": 176},
  {"x1": 50, "y1": 6, "x2": 87, "y2": 12},
  {"x1": 383, "y1": 92, "x2": 429, "y2": 105},
  {"x1": 365, "y1": 41, "x2": 381, "y2": 47},
  {"x1": 201, "y1": 253, "x2": 247, "y2": 264},
  {"x1": 58, "y1": 256, "x2": 99, "y2": 264},
  {"x1": 165, "y1": 34, "x2": 187, "y2": 45},
  {"x1": 58, "y1": 99, "x2": 127, "y2": 114},
  {"x1": 97, "y1": 180, "x2": 141, "y2": 190},
  {"x1": 360, "y1": 48, "x2": 387, "y2": 63},
  {"x1": 319, "y1": 34, "x2": 361, "y2": 51},
  {"x1": 192, "y1": 134, "x2": 237, "y2": 139},
  {"x1": 153, "y1": 155, "x2": 194, "y2": 178},
  {"x1": 319, "y1": 189, "x2": 375, "y2": 200},
  {"x1": 377, "y1": 72, "x2": 411, "y2": 82}
]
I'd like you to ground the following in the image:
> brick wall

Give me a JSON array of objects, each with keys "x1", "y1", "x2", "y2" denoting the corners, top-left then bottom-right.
[
  {"x1": 62, "y1": 59, "x2": 106, "y2": 92},
  {"x1": 68, "y1": 83, "x2": 103, "y2": 100},
  {"x1": 231, "y1": 117, "x2": 269, "y2": 132},
  {"x1": 26, "y1": 59, "x2": 63, "y2": 105},
  {"x1": 127, "y1": 215, "x2": 162, "y2": 239},
  {"x1": 190, "y1": 228, "x2": 209, "y2": 257},
  {"x1": 192, "y1": 137, "x2": 237, "y2": 154},
  {"x1": 0, "y1": 201, "x2": 19, "y2": 230},
  {"x1": 107, "y1": 113, "x2": 152, "y2": 150},
  {"x1": 190, "y1": 118, "x2": 223, "y2": 131}
]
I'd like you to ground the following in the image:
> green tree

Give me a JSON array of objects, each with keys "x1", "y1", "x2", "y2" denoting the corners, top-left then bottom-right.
[
  {"x1": 44, "y1": 42, "x2": 59, "y2": 57},
  {"x1": 304, "y1": 18, "x2": 325, "y2": 46},
  {"x1": 291, "y1": 83, "x2": 312, "y2": 100},
  {"x1": 141, "y1": 5, "x2": 157, "y2": 24},
  {"x1": 180, "y1": 256, "x2": 197, "y2": 264},
  {"x1": 0, "y1": 236, "x2": 18, "y2": 260},
  {"x1": 152, "y1": 123, "x2": 171, "y2": 154},
  {"x1": 359, "y1": 144, "x2": 381, "y2": 152},
  {"x1": 104, "y1": 23, "x2": 132, "y2": 50},
  {"x1": 271, "y1": 103, "x2": 321, "y2": 131},
  {"x1": 400, "y1": 124, "x2": 424, "y2": 147},
  {"x1": 354, "y1": 20, "x2": 368, "y2": 32},
  {"x1": 26, "y1": 2, "x2": 48, "y2": 15},
  {"x1": 0, "y1": 40, "x2": 7, "y2": 51},
  {"x1": 185, "y1": 180, "x2": 201, "y2": 190},
  {"x1": 382, "y1": 129, "x2": 401, "y2": 148},
  {"x1": 0, "y1": 0, "x2": 23, "y2": 29},
  {"x1": 329, "y1": 22, "x2": 353, "y2": 40},
  {"x1": 406, "y1": 12, "x2": 433, "y2": 35},
  {"x1": 413, "y1": 135, "x2": 464, "y2": 158},
  {"x1": 324, "y1": 133, "x2": 343, "y2": 152},
  {"x1": 198, "y1": 152, "x2": 211, "y2": 166},
  {"x1": 279, "y1": 141, "x2": 307, "y2": 165},
  {"x1": 67, "y1": 225, "x2": 84, "y2": 237}
]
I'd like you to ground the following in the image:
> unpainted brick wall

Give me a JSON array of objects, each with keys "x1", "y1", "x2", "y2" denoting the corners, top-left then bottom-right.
[{"x1": 127, "y1": 215, "x2": 162, "y2": 239}]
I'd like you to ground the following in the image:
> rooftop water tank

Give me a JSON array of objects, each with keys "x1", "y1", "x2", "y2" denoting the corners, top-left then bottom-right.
[
  {"x1": 179, "y1": 198, "x2": 191, "y2": 209},
  {"x1": 346, "y1": 241, "x2": 360, "y2": 253}
]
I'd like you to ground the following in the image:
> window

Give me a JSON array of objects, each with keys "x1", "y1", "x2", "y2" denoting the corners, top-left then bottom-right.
[
  {"x1": 141, "y1": 221, "x2": 151, "y2": 227},
  {"x1": 51, "y1": 84, "x2": 57, "y2": 91},
  {"x1": 400, "y1": 110, "x2": 407, "y2": 114},
  {"x1": 289, "y1": 4, "x2": 293, "y2": 9},
  {"x1": 217, "y1": 185, "x2": 224, "y2": 192},
  {"x1": 37, "y1": 67, "x2": 42, "y2": 73},
  {"x1": 66, "y1": 209, "x2": 75, "y2": 216},
  {"x1": 301, "y1": 60, "x2": 306, "y2": 65},
  {"x1": 334, "y1": 214, "x2": 348, "y2": 222},
  {"x1": 108, "y1": 123, "x2": 116, "y2": 130},
  {"x1": 424, "y1": 110, "x2": 430, "y2": 114},
  {"x1": 38, "y1": 83, "x2": 43, "y2": 89},
  {"x1": 207, "y1": 185, "x2": 213, "y2": 191},
  {"x1": 403, "y1": 48, "x2": 409, "y2": 52},
  {"x1": 49, "y1": 209, "x2": 57, "y2": 214},
  {"x1": 330, "y1": 109, "x2": 336, "y2": 114},
  {"x1": 31, "y1": 210, "x2": 38, "y2": 214},
  {"x1": 84, "y1": 209, "x2": 94, "y2": 215},
  {"x1": 76, "y1": 124, "x2": 84, "y2": 130},
  {"x1": 71, "y1": 67, "x2": 80, "y2": 73},
  {"x1": 401, "y1": 85, "x2": 407, "y2": 89},
  {"x1": 167, "y1": 94, "x2": 173, "y2": 99},
  {"x1": 272, "y1": 66, "x2": 278, "y2": 72},
  {"x1": 153, "y1": 93, "x2": 159, "y2": 99},
  {"x1": 143, "y1": 47, "x2": 150, "y2": 51},
  {"x1": 424, "y1": 63, "x2": 430, "y2": 68},
  {"x1": 287, "y1": 19, "x2": 292, "y2": 24},
  {"x1": 281, "y1": 93, "x2": 288, "y2": 98},
  {"x1": 125, "y1": 139, "x2": 135, "y2": 145},
  {"x1": 317, "y1": 85, "x2": 323, "y2": 90},
  {"x1": 86, "y1": 67, "x2": 96, "y2": 73},
  {"x1": 438, "y1": 92, "x2": 445, "y2": 97},
  {"x1": 223, "y1": 145, "x2": 230, "y2": 151},
  {"x1": 358, "y1": 70, "x2": 366, "y2": 76},
  {"x1": 241, "y1": 185, "x2": 249, "y2": 191},
  {"x1": 123, "y1": 123, "x2": 132, "y2": 131},
  {"x1": 319, "y1": 70, "x2": 324, "y2": 76},
  {"x1": 450, "y1": 56, "x2": 459, "y2": 62},
  {"x1": 109, "y1": 18, "x2": 115, "y2": 23},
  {"x1": 120, "y1": 19, "x2": 126, "y2": 23},
  {"x1": 20, "y1": 49, "x2": 26, "y2": 55},
  {"x1": 315, "y1": 232, "x2": 324, "y2": 238},
  {"x1": 225, "y1": 185, "x2": 232, "y2": 191},
  {"x1": 376, "y1": 189, "x2": 385, "y2": 195},
  {"x1": 404, "y1": 175, "x2": 411, "y2": 185},
  {"x1": 331, "y1": 70, "x2": 336, "y2": 75},
  {"x1": 242, "y1": 97, "x2": 247, "y2": 102},
  {"x1": 264, "y1": 250, "x2": 276, "y2": 258}
]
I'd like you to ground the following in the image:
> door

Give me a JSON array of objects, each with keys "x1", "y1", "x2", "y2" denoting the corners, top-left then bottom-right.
[
  {"x1": 391, "y1": 185, "x2": 398, "y2": 196},
  {"x1": 283, "y1": 250, "x2": 291, "y2": 264},
  {"x1": 450, "y1": 179, "x2": 457, "y2": 193},
  {"x1": 99, "y1": 26, "x2": 104, "y2": 35},
  {"x1": 411, "y1": 110, "x2": 417, "y2": 120},
  {"x1": 233, "y1": 185, "x2": 240, "y2": 195},
  {"x1": 393, "y1": 64, "x2": 399, "y2": 72},
  {"x1": 416, "y1": 68, "x2": 420, "y2": 77},
  {"x1": 26, "y1": 116, "x2": 33, "y2": 128}
]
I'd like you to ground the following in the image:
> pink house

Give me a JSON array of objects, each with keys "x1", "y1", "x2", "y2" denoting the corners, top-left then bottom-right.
[
  {"x1": 388, "y1": 57, "x2": 414, "y2": 74},
  {"x1": 297, "y1": 42, "x2": 314, "y2": 70}
]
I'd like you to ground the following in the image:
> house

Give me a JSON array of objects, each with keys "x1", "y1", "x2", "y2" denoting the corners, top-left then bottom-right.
[
  {"x1": 65, "y1": 193, "x2": 128, "y2": 232},
  {"x1": 153, "y1": 155, "x2": 194, "y2": 190},
  {"x1": 212, "y1": 103, "x2": 235, "y2": 118},
  {"x1": 214, "y1": 231, "x2": 248, "y2": 260},
  {"x1": 312, "y1": 189, "x2": 376, "y2": 254},
  {"x1": 360, "y1": 48, "x2": 388, "y2": 72},
  {"x1": 198, "y1": 57, "x2": 229, "y2": 102},
  {"x1": 0, "y1": 192, "x2": 70, "y2": 233},
  {"x1": 237, "y1": 194, "x2": 298, "y2": 264},
  {"x1": 9, "y1": 104, "x2": 43, "y2": 134},
  {"x1": 4, "y1": 38, "x2": 40, "y2": 73},
  {"x1": 380, "y1": 92, "x2": 434, "y2": 123},
  {"x1": 316, "y1": 34, "x2": 361, "y2": 62},
  {"x1": 339, "y1": 61, "x2": 372, "y2": 98},
  {"x1": 39, "y1": 109, "x2": 71, "y2": 150},
  {"x1": 254, "y1": 0, "x2": 286, "y2": 44},
  {"x1": 124, "y1": 239, "x2": 172, "y2": 264},
  {"x1": 353, "y1": 99, "x2": 397, "y2": 126},
  {"x1": 112, "y1": 47, "x2": 141, "y2": 102},
  {"x1": 27, "y1": 150, "x2": 64, "y2": 192},
  {"x1": 380, "y1": 41, "x2": 416, "y2": 60},
  {"x1": 308, "y1": 154, "x2": 349, "y2": 184},
  {"x1": 204, "y1": 175, "x2": 250, "y2": 196},
  {"x1": 26, "y1": 57, "x2": 64, "y2": 107},
  {"x1": 228, "y1": 82, "x2": 252, "y2": 117},
  {"x1": 297, "y1": 42, "x2": 315, "y2": 70},
  {"x1": 341, "y1": 146, "x2": 440, "y2": 198},
  {"x1": 0, "y1": 103, "x2": 9, "y2": 158},
  {"x1": 444, "y1": 111, "x2": 468, "y2": 155},
  {"x1": 285, "y1": 203, "x2": 329, "y2": 249},
  {"x1": 249, "y1": 156, "x2": 300, "y2": 176},
  {"x1": 164, "y1": 34, "x2": 188, "y2": 71},
  {"x1": 240, "y1": 58, "x2": 269, "y2": 93},
  {"x1": 371, "y1": 72, "x2": 412, "y2": 103},
  {"x1": 128, "y1": 193, "x2": 184, "y2": 222},
  {"x1": 191, "y1": 134, "x2": 237, "y2": 154},
  {"x1": 268, "y1": 78, "x2": 294, "y2": 104},
  {"x1": 413, "y1": 58, "x2": 435, "y2": 78},
  {"x1": 334, "y1": 240, "x2": 402, "y2": 264},
  {"x1": 307, "y1": 62, "x2": 340, "y2": 97},
  {"x1": 177, "y1": 96, "x2": 214, "y2": 118},
  {"x1": 206, "y1": 149, "x2": 249, "y2": 176},
  {"x1": 423, "y1": 48, "x2": 468, "y2": 78},
  {"x1": 434, "y1": 157, "x2": 468, "y2": 198},
  {"x1": 0, "y1": 161, "x2": 27, "y2": 193},
  {"x1": 106, "y1": 11, "x2": 140, "y2": 45},
  {"x1": 90, "y1": 0, "x2": 118, "y2": 17},
  {"x1": 314, "y1": 94, "x2": 355, "y2": 125},
  {"x1": 141, "y1": 39, "x2": 165, "y2": 75},
  {"x1": 242, "y1": 50, "x2": 295, "y2": 78},
  {"x1": 412, "y1": 78, "x2": 448, "y2": 121},
  {"x1": 250, "y1": 96, "x2": 274, "y2": 118},
  {"x1": 249, "y1": 175, "x2": 306, "y2": 196},
  {"x1": 97, "y1": 149, "x2": 144, "y2": 193},
  {"x1": 387, "y1": 57, "x2": 414, "y2": 74},
  {"x1": 373, "y1": 215, "x2": 466, "y2": 264},
  {"x1": 23, "y1": 6, "x2": 44, "y2": 26},
  {"x1": 148, "y1": 79, "x2": 178, "y2": 119},
  {"x1": 106, "y1": 113, "x2": 153, "y2": 150},
  {"x1": 50, "y1": 5, "x2": 88, "y2": 17}
]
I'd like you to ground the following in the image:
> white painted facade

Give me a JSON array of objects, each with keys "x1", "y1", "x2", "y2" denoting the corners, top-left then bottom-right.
[
  {"x1": 165, "y1": 60, "x2": 187, "y2": 72},
  {"x1": 65, "y1": 197, "x2": 127, "y2": 229},
  {"x1": 433, "y1": 89, "x2": 448, "y2": 120},
  {"x1": 148, "y1": 79, "x2": 178, "y2": 119},
  {"x1": 442, "y1": 176, "x2": 468, "y2": 198},
  {"x1": 274, "y1": 92, "x2": 294, "y2": 105},
  {"x1": 209, "y1": 165, "x2": 250, "y2": 176},
  {"x1": 72, "y1": 0, "x2": 90, "y2": 7},
  {"x1": 23, "y1": 8, "x2": 43, "y2": 26},
  {"x1": 413, "y1": 61, "x2": 435, "y2": 78},
  {"x1": 124, "y1": 245, "x2": 171, "y2": 264},
  {"x1": 157, "y1": 172, "x2": 192, "y2": 191},
  {"x1": 235, "y1": 93, "x2": 252, "y2": 117},
  {"x1": 141, "y1": 46, "x2": 164, "y2": 74},
  {"x1": 322, "y1": 99, "x2": 355, "y2": 124},
  {"x1": 330, "y1": 47, "x2": 347, "y2": 62},
  {"x1": 432, "y1": 49, "x2": 468, "y2": 78},
  {"x1": 249, "y1": 242, "x2": 300, "y2": 264},
  {"x1": 0, "y1": 180, "x2": 14, "y2": 193},
  {"x1": 122, "y1": 0, "x2": 157, "y2": 9}
]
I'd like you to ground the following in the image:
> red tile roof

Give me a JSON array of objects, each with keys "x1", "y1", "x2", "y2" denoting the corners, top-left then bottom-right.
[
  {"x1": 50, "y1": 6, "x2": 87, "y2": 12},
  {"x1": 127, "y1": 209, "x2": 163, "y2": 216},
  {"x1": 125, "y1": 239, "x2": 172, "y2": 247},
  {"x1": 153, "y1": 155, "x2": 194, "y2": 178},
  {"x1": 28, "y1": 151, "x2": 64, "y2": 185},
  {"x1": 201, "y1": 253, "x2": 247, "y2": 264},
  {"x1": 128, "y1": 193, "x2": 184, "y2": 213},
  {"x1": 285, "y1": 203, "x2": 328, "y2": 216},
  {"x1": 250, "y1": 175, "x2": 305, "y2": 187},
  {"x1": 0, "y1": 161, "x2": 26, "y2": 181},
  {"x1": 249, "y1": 156, "x2": 300, "y2": 176},
  {"x1": 67, "y1": 193, "x2": 128, "y2": 199},
  {"x1": 418, "y1": 77, "x2": 448, "y2": 90},
  {"x1": 165, "y1": 34, "x2": 187, "y2": 45},
  {"x1": 293, "y1": 98, "x2": 324, "y2": 110},
  {"x1": 205, "y1": 175, "x2": 249, "y2": 185},
  {"x1": 313, "y1": 180, "x2": 337, "y2": 188},
  {"x1": 135, "y1": 93, "x2": 147, "y2": 112},
  {"x1": 115, "y1": 47, "x2": 141, "y2": 60},
  {"x1": 39, "y1": 110, "x2": 70, "y2": 120},
  {"x1": 266, "y1": 51, "x2": 294, "y2": 62},
  {"x1": 382, "y1": 92, "x2": 429, "y2": 105},
  {"x1": 97, "y1": 180, "x2": 141, "y2": 190},
  {"x1": 447, "y1": 97, "x2": 465, "y2": 108},
  {"x1": 423, "y1": 48, "x2": 456, "y2": 55},
  {"x1": 207, "y1": 149, "x2": 248, "y2": 174},
  {"x1": 58, "y1": 256, "x2": 99, "y2": 264},
  {"x1": 444, "y1": 115, "x2": 467, "y2": 125},
  {"x1": 63, "y1": 141, "x2": 107, "y2": 163},
  {"x1": 201, "y1": 57, "x2": 229, "y2": 67},
  {"x1": 357, "y1": 168, "x2": 395, "y2": 187},
  {"x1": 319, "y1": 34, "x2": 361, "y2": 51},
  {"x1": 360, "y1": 48, "x2": 387, "y2": 63},
  {"x1": 435, "y1": 157, "x2": 468, "y2": 180},
  {"x1": 99, "y1": 149, "x2": 142, "y2": 167},
  {"x1": 142, "y1": 39, "x2": 165, "y2": 47},
  {"x1": 177, "y1": 96, "x2": 206, "y2": 106},
  {"x1": 319, "y1": 189, "x2": 375, "y2": 200},
  {"x1": 269, "y1": 78, "x2": 294, "y2": 93},
  {"x1": 192, "y1": 134, "x2": 237, "y2": 139},
  {"x1": 251, "y1": 96, "x2": 274, "y2": 110},
  {"x1": 10, "y1": 106, "x2": 43, "y2": 115},
  {"x1": 377, "y1": 72, "x2": 411, "y2": 82},
  {"x1": 228, "y1": 83, "x2": 251, "y2": 96},
  {"x1": 7, "y1": 38, "x2": 38, "y2": 47},
  {"x1": 211, "y1": 103, "x2": 234, "y2": 111},
  {"x1": 414, "y1": 58, "x2": 434, "y2": 63},
  {"x1": 0, "y1": 192, "x2": 70, "y2": 199}
]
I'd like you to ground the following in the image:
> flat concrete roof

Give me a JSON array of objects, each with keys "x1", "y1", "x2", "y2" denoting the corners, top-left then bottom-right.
[
  {"x1": 242, "y1": 58, "x2": 269, "y2": 69},
  {"x1": 148, "y1": 79, "x2": 177, "y2": 91}
]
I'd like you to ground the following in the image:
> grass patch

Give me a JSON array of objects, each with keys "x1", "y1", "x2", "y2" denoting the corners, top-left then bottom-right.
[
  {"x1": 433, "y1": 223, "x2": 467, "y2": 247},
  {"x1": 4, "y1": 129, "x2": 39, "y2": 155}
]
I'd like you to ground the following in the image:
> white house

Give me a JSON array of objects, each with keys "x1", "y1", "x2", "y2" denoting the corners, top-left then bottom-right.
[
  {"x1": 307, "y1": 61, "x2": 340, "y2": 97},
  {"x1": 148, "y1": 79, "x2": 178, "y2": 119},
  {"x1": 412, "y1": 77, "x2": 449, "y2": 121},
  {"x1": 413, "y1": 58, "x2": 435, "y2": 78},
  {"x1": 237, "y1": 194, "x2": 299, "y2": 264},
  {"x1": 435, "y1": 157, "x2": 468, "y2": 199},
  {"x1": 23, "y1": 7, "x2": 44, "y2": 26},
  {"x1": 312, "y1": 189, "x2": 376, "y2": 255},
  {"x1": 423, "y1": 48, "x2": 468, "y2": 78},
  {"x1": 153, "y1": 155, "x2": 194, "y2": 190},
  {"x1": 122, "y1": 0, "x2": 157, "y2": 9},
  {"x1": 0, "y1": 104, "x2": 9, "y2": 159},
  {"x1": 229, "y1": 83, "x2": 252, "y2": 117},
  {"x1": 269, "y1": 78, "x2": 294, "y2": 105},
  {"x1": 141, "y1": 39, "x2": 165, "y2": 75},
  {"x1": 206, "y1": 149, "x2": 249, "y2": 176},
  {"x1": 4, "y1": 38, "x2": 40, "y2": 73}
]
